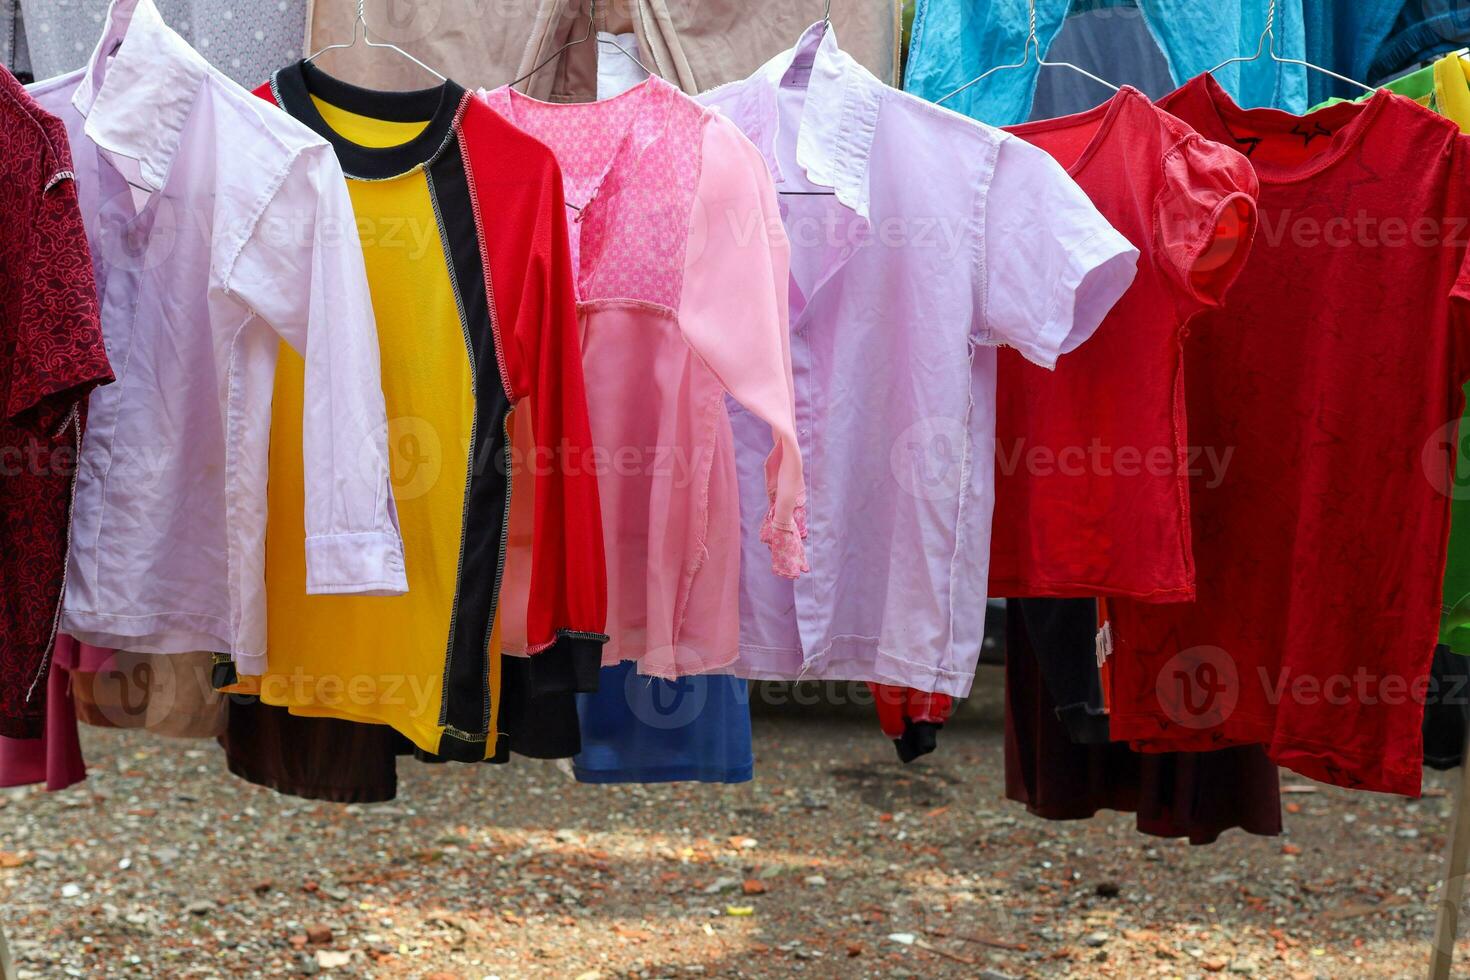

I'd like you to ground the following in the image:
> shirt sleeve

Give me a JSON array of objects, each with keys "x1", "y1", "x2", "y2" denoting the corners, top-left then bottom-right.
[
  {"x1": 1155, "y1": 132, "x2": 1259, "y2": 315},
  {"x1": 221, "y1": 142, "x2": 408, "y2": 597},
  {"x1": 498, "y1": 150, "x2": 610, "y2": 694},
  {"x1": 678, "y1": 113, "x2": 808, "y2": 579},
  {"x1": 6, "y1": 168, "x2": 111, "y2": 438},
  {"x1": 977, "y1": 133, "x2": 1139, "y2": 370}
]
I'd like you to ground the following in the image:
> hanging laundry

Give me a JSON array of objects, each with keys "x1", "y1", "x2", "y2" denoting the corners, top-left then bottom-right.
[
  {"x1": 480, "y1": 74, "x2": 806, "y2": 679},
  {"x1": 0, "y1": 652, "x2": 85, "y2": 792},
  {"x1": 1311, "y1": 54, "x2": 1470, "y2": 659},
  {"x1": 574, "y1": 663, "x2": 753, "y2": 784},
  {"x1": 221, "y1": 697, "x2": 406, "y2": 804},
  {"x1": 1372, "y1": 0, "x2": 1470, "y2": 85},
  {"x1": 1107, "y1": 74, "x2": 1470, "y2": 796},
  {"x1": 1027, "y1": 4, "x2": 1176, "y2": 119},
  {"x1": 868, "y1": 684, "x2": 955, "y2": 763},
  {"x1": 16, "y1": 0, "x2": 305, "y2": 87},
  {"x1": 0, "y1": 66, "x2": 111, "y2": 739},
  {"x1": 1011, "y1": 599, "x2": 1112, "y2": 744},
  {"x1": 699, "y1": 23, "x2": 1136, "y2": 697},
  {"x1": 1422, "y1": 644, "x2": 1470, "y2": 771},
  {"x1": 1, "y1": 0, "x2": 28, "y2": 81},
  {"x1": 904, "y1": 0, "x2": 1311, "y2": 126},
  {"x1": 253, "y1": 61, "x2": 608, "y2": 761},
  {"x1": 1005, "y1": 600, "x2": 1283, "y2": 844},
  {"x1": 305, "y1": 0, "x2": 897, "y2": 97},
  {"x1": 1298, "y1": 0, "x2": 1410, "y2": 105},
  {"x1": 68, "y1": 650, "x2": 225, "y2": 738},
  {"x1": 991, "y1": 85, "x2": 1258, "y2": 600},
  {"x1": 28, "y1": 0, "x2": 403, "y2": 674}
]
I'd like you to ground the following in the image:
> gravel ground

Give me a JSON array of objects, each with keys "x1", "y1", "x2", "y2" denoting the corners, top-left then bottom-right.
[{"x1": 0, "y1": 667, "x2": 1463, "y2": 979}]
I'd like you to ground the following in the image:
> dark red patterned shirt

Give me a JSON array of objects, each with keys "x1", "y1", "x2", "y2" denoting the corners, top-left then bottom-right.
[{"x1": 1, "y1": 67, "x2": 112, "y2": 738}]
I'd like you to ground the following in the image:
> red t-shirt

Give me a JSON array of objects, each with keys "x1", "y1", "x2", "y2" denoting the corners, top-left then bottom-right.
[
  {"x1": 992, "y1": 86, "x2": 1258, "y2": 600},
  {"x1": 0, "y1": 70, "x2": 112, "y2": 739},
  {"x1": 1107, "y1": 74, "x2": 1470, "y2": 796}
]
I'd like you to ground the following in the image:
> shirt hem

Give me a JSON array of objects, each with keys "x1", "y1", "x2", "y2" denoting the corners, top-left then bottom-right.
[
  {"x1": 735, "y1": 638, "x2": 975, "y2": 698},
  {"x1": 60, "y1": 612, "x2": 234, "y2": 658},
  {"x1": 989, "y1": 578, "x2": 1196, "y2": 603},
  {"x1": 1111, "y1": 709, "x2": 1423, "y2": 797},
  {"x1": 572, "y1": 763, "x2": 753, "y2": 785}
]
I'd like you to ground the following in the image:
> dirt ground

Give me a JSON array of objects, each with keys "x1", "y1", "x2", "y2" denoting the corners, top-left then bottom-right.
[{"x1": 0, "y1": 667, "x2": 1462, "y2": 979}]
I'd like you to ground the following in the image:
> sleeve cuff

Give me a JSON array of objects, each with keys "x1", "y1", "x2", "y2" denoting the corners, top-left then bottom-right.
[
  {"x1": 305, "y1": 531, "x2": 408, "y2": 596},
  {"x1": 1018, "y1": 230, "x2": 1139, "y2": 371},
  {"x1": 522, "y1": 630, "x2": 609, "y2": 695}
]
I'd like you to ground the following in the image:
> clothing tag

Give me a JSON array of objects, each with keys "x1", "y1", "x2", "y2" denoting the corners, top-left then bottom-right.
[
  {"x1": 783, "y1": 53, "x2": 815, "y2": 88},
  {"x1": 1094, "y1": 621, "x2": 1114, "y2": 667}
]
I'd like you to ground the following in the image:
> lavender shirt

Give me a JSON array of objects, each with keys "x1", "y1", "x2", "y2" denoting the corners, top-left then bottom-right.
[
  {"x1": 31, "y1": 0, "x2": 404, "y2": 672},
  {"x1": 700, "y1": 24, "x2": 1137, "y2": 697}
]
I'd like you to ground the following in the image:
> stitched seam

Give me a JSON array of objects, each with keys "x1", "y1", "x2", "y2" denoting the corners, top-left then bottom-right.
[
  {"x1": 457, "y1": 120, "x2": 515, "y2": 401},
  {"x1": 426, "y1": 164, "x2": 482, "y2": 732},
  {"x1": 26, "y1": 414, "x2": 84, "y2": 702},
  {"x1": 479, "y1": 411, "x2": 515, "y2": 736}
]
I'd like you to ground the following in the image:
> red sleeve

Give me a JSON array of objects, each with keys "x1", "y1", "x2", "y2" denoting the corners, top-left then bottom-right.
[
  {"x1": 463, "y1": 100, "x2": 608, "y2": 695},
  {"x1": 1155, "y1": 133, "x2": 1260, "y2": 317},
  {"x1": 6, "y1": 164, "x2": 110, "y2": 438}
]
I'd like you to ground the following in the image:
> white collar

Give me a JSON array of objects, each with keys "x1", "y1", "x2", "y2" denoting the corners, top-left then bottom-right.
[
  {"x1": 715, "y1": 22, "x2": 880, "y2": 220},
  {"x1": 72, "y1": 0, "x2": 209, "y2": 192}
]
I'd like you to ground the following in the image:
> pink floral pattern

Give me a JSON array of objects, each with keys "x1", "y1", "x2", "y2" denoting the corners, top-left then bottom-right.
[
  {"x1": 760, "y1": 502, "x2": 809, "y2": 579},
  {"x1": 483, "y1": 79, "x2": 700, "y2": 310}
]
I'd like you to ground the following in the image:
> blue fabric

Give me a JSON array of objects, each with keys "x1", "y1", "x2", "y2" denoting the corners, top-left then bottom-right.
[
  {"x1": 1300, "y1": 0, "x2": 1408, "y2": 106},
  {"x1": 573, "y1": 662, "x2": 753, "y2": 784},
  {"x1": 1371, "y1": 1, "x2": 1470, "y2": 84},
  {"x1": 1028, "y1": 4, "x2": 1174, "y2": 119},
  {"x1": 905, "y1": 0, "x2": 1309, "y2": 125}
]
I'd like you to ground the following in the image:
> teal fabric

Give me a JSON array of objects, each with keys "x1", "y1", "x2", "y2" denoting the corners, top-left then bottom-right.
[
  {"x1": 1300, "y1": 0, "x2": 1409, "y2": 106},
  {"x1": 1372, "y1": 0, "x2": 1470, "y2": 86},
  {"x1": 905, "y1": 0, "x2": 1309, "y2": 125}
]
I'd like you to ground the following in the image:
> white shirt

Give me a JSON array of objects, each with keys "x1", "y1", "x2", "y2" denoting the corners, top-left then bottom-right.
[
  {"x1": 30, "y1": 0, "x2": 405, "y2": 670},
  {"x1": 699, "y1": 24, "x2": 1138, "y2": 696}
]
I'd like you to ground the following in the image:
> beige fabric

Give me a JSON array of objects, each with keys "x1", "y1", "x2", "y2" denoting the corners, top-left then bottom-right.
[
  {"x1": 71, "y1": 651, "x2": 226, "y2": 739},
  {"x1": 304, "y1": 0, "x2": 896, "y2": 97}
]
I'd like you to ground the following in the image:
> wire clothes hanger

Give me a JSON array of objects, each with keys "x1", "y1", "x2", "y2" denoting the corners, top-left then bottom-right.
[
  {"x1": 305, "y1": 0, "x2": 447, "y2": 82},
  {"x1": 509, "y1": 0, "x2": 657, "y2": 91},
  {"x1": 1206, "y1": 0, "x2": 1375, "y2": 95},
  {"x1": 935, "y1": 0, "x2": 1119, "y2": 107},
  {"x1": 779, "y1": 1, "x2": 840, "y2": 198},
  {"x1": 506, "y1": 0, "x2": 659, "y2": 214}
]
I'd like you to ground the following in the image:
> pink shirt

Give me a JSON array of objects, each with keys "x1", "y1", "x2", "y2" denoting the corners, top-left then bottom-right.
[
  {"x1": 480, "y1": 78, "x2": 804, "y2": 678},
  {"x1": 700, "y1": 24, "x2": 1138, "y2": 696}
]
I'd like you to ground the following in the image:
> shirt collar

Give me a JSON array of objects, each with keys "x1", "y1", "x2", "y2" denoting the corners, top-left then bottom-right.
[
  {"x1": 72, "y1": 0, "x2": 208, "y2": 192},
  {"x1": 730, "y1": 21, "x2": 879, "y2": 219}
]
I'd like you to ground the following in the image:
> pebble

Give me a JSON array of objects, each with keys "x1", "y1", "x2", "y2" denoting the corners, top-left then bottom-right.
[{"x1": 0, "y1": 709, "x2": 1448, "y2": 979}]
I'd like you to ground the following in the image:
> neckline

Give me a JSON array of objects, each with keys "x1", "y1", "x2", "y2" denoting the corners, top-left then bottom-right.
[
  {"x1": 1005, "y1": 86, "x2": 1142, "y2": 177},
  {"x1": 1177, "y1": 72, "x2": 1390, "y2": 185},
  {"x1": 272, "y1": 60, "x2": 466, "y2": 181},
  {"x1": 493, "y1": 76, "x2": 672, "y2": 213}
]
